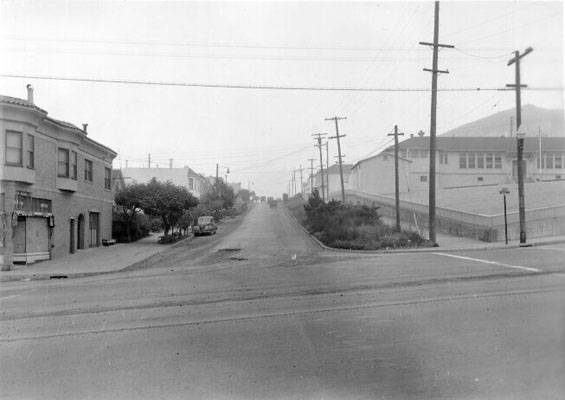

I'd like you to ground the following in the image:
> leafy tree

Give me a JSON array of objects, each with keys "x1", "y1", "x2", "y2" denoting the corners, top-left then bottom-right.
[
  {"x1": 141, "y1": 178, "x2": 199, "y2": 235},
  {"x1": 114, "y1": 183, "x2": 147, "y2": 242},
  {"x1": 201, "y1": 179, "x2": 235, "y2": 210},
  {"x1": 237, "y1": 189, "x2": 251, "y2": 203}
]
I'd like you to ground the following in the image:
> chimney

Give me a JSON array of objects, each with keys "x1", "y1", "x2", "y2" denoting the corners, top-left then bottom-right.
[
  {"x1": 82, "y1": 123, "x2": 88, "y2": 134},
  {"x1": 26, "y1": 84, "x2": 34, "y2": 104},
  {"x1": 418, "y1": 130, "x2": 425, "y2": 137},
  {"x1": 410, "y1": 134, "x2": 414, "y2": 138}
]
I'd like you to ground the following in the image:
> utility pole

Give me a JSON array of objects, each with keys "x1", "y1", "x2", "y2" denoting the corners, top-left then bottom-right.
[
  {"x1": 507, "y1": 46, "x2": 533, "y2": 246},
  {"x1": 419, "y1": 1, "x2": 453, "y2": 244},
  {"x1": 312, "y1": 133, "x2": 328, "y2": 202},
  {"x1": 298, "y1": 165, "x2": 304, "y2": 195},
  {"x1": 292, "y1": 169, "x2": 297, "y2": 196},
  {"x1": 308, "y1": 158, "x2": 315, "y2": 194},
  {"x1": 326, "y1": 116, "x2": 347, "y2": 203},
  {"x1": 148, "y1": 153, "x2": 151, "y2": 168},
  {"x1": 169, "y1": 158, "x2": 173, "y2": 169},
  {"x1": 324, "y1": 141, "x2": 330, "y2": 200},
  {"x1": 388, "y1": 125, "x2": 404, "y2": 232},
  {"x1": 215, "y1": 163, "x2": 219, "y2": 186}
]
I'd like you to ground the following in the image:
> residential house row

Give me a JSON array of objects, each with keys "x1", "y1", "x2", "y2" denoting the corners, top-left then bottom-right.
[{"x1": 1, "y1": 86, "x2": 117, "y2": 270}]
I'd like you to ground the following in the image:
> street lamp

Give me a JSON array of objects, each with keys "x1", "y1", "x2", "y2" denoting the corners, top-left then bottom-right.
[{"x1": 499, "y1": 187, "x2": 510, "y2": 245}]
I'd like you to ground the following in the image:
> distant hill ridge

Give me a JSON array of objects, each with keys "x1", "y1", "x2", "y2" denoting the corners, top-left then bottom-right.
[{"x1": 441, "y1": 105, "x2": 564, "y2": 137}]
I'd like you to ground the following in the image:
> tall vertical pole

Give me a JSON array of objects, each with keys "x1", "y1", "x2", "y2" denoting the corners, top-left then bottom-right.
[
  {"x1": 503, "y1": 193, "x2": 508, "y2": 245},
  {"x1": 419, "y1": 1, "x2": 453, "y2": 244},
  {"x1": 325, "y1": 142, "x2": 330, "y2": 200},
  {"x1": 507, "y1": 47, "x2": 533, "y2": 246},
  {"x1": 388, "y1": 125, "x2": 404, "y2": 232},
  {"x1": 313, "y1": 133, "x2": 327, "y2": 202},
  {"x1": 292, "y1": 169, "x2": 296, "y2": 196},
  {"x1": 148, "y1": 153, "x2": 151, "y2": 168},
  {"x1": 216, "y1": 163, "x2": 219, "y2": 186},
  {"x1": 308, "y1": 158, "x2": 315, "y2": 194},
  {"x1": 326, "y1": 116, "x2": 347, "y2": 203},
  {"x1": 299, "y1": 165, "x2": 304, "y2": 195}
]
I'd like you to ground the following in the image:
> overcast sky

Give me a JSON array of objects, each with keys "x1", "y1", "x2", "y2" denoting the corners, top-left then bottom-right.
[{"x1": 1, "y1": 0, "x2": 563, "y2": 196}]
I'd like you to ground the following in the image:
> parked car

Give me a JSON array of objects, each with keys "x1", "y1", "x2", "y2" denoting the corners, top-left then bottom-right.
[{"x1": 193, "y1": 216, "x2": 217, "y2": 236}]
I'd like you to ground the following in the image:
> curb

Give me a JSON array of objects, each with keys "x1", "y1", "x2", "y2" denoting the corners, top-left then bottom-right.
[
  {"x1": 283, "y1": 207, "x2": 565, "y2": 255},
  {"x1": 0, "y1": 235, "x2": 194, "y2": 283}
]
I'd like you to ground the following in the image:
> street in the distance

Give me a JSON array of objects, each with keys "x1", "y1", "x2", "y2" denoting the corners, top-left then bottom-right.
[{"x1": 1, "y1": 203, "x2": 564, "y2": 399}]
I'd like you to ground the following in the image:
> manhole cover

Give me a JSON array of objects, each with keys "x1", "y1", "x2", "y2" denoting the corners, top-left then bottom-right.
[
  {"x1": 218, "y1": 248, "x2": 241, "y2": 252},
  {"x1": 229, "y1": 257, "x2": 248, "y2": 261}
]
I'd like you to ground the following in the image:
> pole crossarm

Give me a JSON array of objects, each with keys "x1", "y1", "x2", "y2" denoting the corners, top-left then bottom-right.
[
  {"x1": 423, "y1": 68, "x2": 449, "y2": 74},
  {"x1": 507, "y1": 47, "x2": 533, "y2": 66},
  {"x1": 419, "y1": 41, "x2": 454, "y2": 48}
]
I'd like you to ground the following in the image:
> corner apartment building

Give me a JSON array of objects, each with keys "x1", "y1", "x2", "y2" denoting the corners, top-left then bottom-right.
[
  {"x1": 351, "y1": 136, "x2": 565, "y2": 195},
  {"x1": 1, "y1": 86, "x2": 117, "y2": 270}
]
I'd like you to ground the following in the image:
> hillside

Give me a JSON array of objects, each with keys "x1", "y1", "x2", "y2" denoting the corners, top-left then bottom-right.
[{"x1": 441, "y1": 105, "x2": 564, "y2": 137}]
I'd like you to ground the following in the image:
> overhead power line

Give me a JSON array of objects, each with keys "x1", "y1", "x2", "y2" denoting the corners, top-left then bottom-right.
[{"x1": 1, "y1": 73, "x2": 560, "y2": 92}]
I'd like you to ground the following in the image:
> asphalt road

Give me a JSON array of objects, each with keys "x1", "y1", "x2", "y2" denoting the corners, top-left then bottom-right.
[{"x1": 1, "y1": 203, "x2": 564, "y2": 400}]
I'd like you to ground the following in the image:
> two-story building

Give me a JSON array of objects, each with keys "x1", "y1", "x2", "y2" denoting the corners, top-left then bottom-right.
[
  {"x1": 1, "y1": 86, "x2": 117, "y2": 270},
  {"x1": 351, "y1": 136, "x2": 565, "y2": 195},
  {"x1": 117, "y1": 167, "x2": 211, "y2": 199}
]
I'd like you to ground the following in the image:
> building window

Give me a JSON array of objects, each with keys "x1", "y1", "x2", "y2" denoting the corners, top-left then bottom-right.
[
  {"x1": 420, "y1": 175, "x2": 427, "y2": 182},
  {"x1": 555, "y1": 154, "x2": 563, "y2": 169},
  {"x1": 32, "y1": 198, "x2": 52, "y2": 213},
  {"x1": 58, "y1": 148, "x2": 70, "y2": 177},
  {"x1": 71, "y1": 151, "x2": 78, "y2": 180},
  {"x1": 477, "y1": 177, "x2": 484, "y2": 182},
  {"x1": 104, "y1": 168, "x2": 112, "y2": 190},
  {"x1": 459, "y1": 153, "x2": 467, "y2": 169},
  {"x1": 27, "y1": 134, "x2": 35, "y2": 169},
  {"x1": 477, "y1": 153, "x2": 484, "y2": 169},
  {"x1": 84, "y1": 159, "x2": 93, "y2": 182},
  {"x1": 5, "y1": 131, "x2": 23, "y2": 166},
  {"x1": 486, "y1": 153, "x2": 493, "y2": 169},
  {"x1": 494, "y1": 154, "x2": 502, "y2": 169},
  {"x1": 546, "y1": 153, "x2": 554, "y2": 169},
  {"x1": 188, "y1": 177, "x2": 195, "y2": 190},
  {"x1": 468, "y1": 153, "x2": 476, "y2": 169},
  {"x1": 440, "y1": 153, "x2": 448, "y2": 164}
]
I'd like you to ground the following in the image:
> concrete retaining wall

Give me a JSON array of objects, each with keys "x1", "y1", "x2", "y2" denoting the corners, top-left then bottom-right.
[{"x1": 344, "y1": 190, "x2": 565, "y2": 242}]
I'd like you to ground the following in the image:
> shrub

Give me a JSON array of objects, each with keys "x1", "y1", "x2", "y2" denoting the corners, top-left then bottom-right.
[{"x1": 290, "y1": 190, "x2": 431, "y2": 250}]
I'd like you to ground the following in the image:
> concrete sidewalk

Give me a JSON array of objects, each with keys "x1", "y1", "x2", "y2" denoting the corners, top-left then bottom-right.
[{"x1": 0, "y1": 233, "x2": 182, "y2": 282}]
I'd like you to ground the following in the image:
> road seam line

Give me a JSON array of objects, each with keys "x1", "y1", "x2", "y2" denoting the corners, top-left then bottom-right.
[{"x1": 432, "y1": 252, "x2": 541, "y2": 273}]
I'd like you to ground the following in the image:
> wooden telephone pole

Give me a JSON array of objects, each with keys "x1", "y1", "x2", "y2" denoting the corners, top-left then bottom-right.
[
  {"x1": 388, "y1": 125, "x2": 404, "y2": 232},
  {"x1": 326, "y1": 116, "x2": 347, "y2": 203},
  {"x1": 507, "y1": 46, "x2": 533, "y2": 245},
  {"x1": 313, "y1": 133, "x2": 328, "y2": 201},
  {"x1": 419, "y1": 1, "x2": 453, "y2": 244}
]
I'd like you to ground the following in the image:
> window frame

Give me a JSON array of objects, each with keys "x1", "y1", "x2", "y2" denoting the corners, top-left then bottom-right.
[
  {"x1": 58, "y1": 148, "x2": 70, "y2": 178},
  {"x1": 459, "y1": 153, "x2": 467, "y2": 169},
  {"x1": 26, "y1": 134, "x2": 35, "y2": 169},
  {"x1": 104, "y1": 167, "x2": 112, "y2": 190},
  {"x1": 71, "y1": 151, "x2": 78, "y2": 180},
  {"x1": 84, "y1": 159, "x2": 93, "y2": 182},
  {"x1": 5, "y1": 130, "x2": 23, "y2": 166}
]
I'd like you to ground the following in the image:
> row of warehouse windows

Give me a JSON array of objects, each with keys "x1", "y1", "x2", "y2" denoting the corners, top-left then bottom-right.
[
  {"x1": 5, "y1": 130, "x2": 112, "y2": 190},
  {"x1": 537, "y1": 153, "x2": 564, "y2": 169},
  {"x1": 459, "y1": 153, "x2": 502, "y2": 169}
]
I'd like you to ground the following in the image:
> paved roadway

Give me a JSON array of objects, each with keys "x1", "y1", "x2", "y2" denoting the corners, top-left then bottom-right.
[{"x1": 1, "y1": 203, "x2": 564, "y2": 399}]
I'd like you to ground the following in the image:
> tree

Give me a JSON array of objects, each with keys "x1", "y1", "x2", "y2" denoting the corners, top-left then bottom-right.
[
  {"x1": 141, "y1": 178, "x2": 199, "y2": 235},
  {"x1": 237, "y1": 189, "x2": 251, "y2": 203},
  {"x1": 200, "y1": 179, "x2": 235, "y2": 210},
  {"x1": 114, "y1": 183, "x2": 147, "y2": 242}
]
